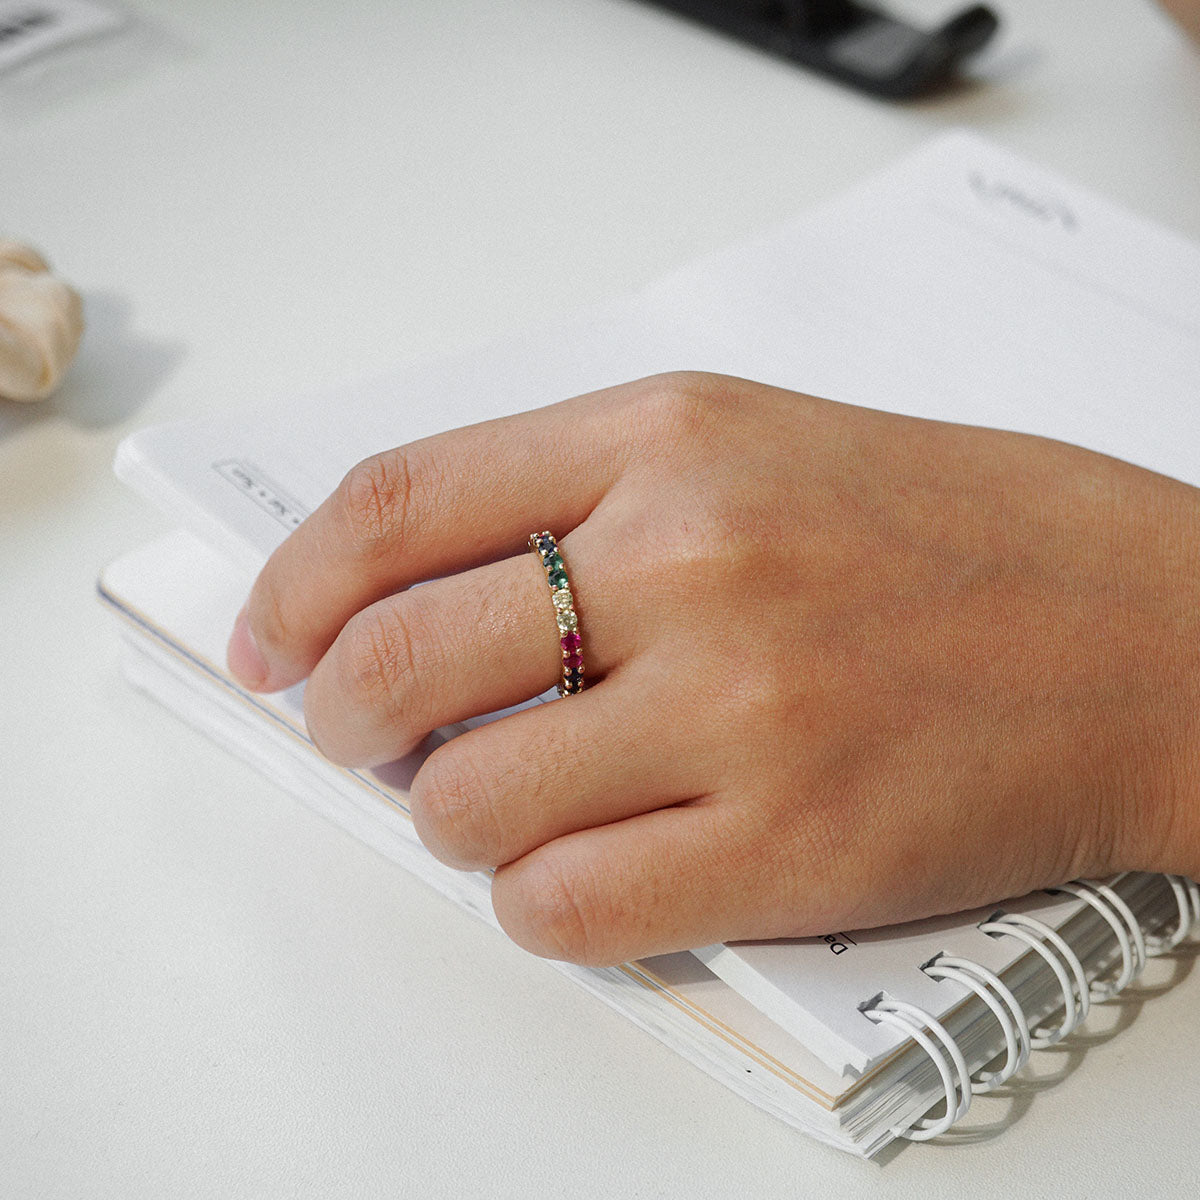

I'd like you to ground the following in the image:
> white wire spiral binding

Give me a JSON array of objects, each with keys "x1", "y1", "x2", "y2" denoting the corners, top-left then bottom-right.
[
  {"x1": 1174, "y1": 876, "x2": 1199, "y2": 945},
  {"x1": 923, "y1": 956, "x2": 1031, "y2": 1090},
  {"x1": 983, "y1": 912, "x2": 1091, "y2": 1038},
  {"x1": 1080, "y1": 879, "x2": 1147, "y2": 978},
  {"x1": 864, "y1": 998, "x2": 972, "y2": 1140},
  {"x1": 864, "y1": 874, "x2": 1199, "y2": 1141},
  {"x1": 1147, "y1": 876, "x2": 1199, "y2": 955},
  {"x1": 1047, "y1": 881, "x2": 1139, "y2": 1000},
  {"x1": 1186, "y1": 878, "x2": 1200, "y2": 930},
  {"x1": 978, "y1": 918, "x2": 1080, "y2": 1046}
]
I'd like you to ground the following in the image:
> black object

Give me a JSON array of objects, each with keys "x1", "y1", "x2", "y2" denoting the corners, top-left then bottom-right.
[{"x1": 637, "y1": 1, "x2": 1000, "y2": 99}]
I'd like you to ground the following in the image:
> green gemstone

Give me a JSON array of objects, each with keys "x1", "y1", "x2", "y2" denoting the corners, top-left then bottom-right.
[
  {"x1": 544, "y1": 553, "x2": 564, "y2": 572},
  {"x1": 547, "y1": 568, "x2": 568, "y2": 590}
]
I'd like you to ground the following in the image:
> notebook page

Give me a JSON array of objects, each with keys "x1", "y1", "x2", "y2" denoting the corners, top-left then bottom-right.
[
  {"x1": 636, "y1": 129, "x2": 1200, "y2": 483},
  {"x1": 117, "y1": 131, "x2": 1200, "y2": 580},
  {"x1": 113, "y1": 129, "x2": 1200, "y2": 1082}
]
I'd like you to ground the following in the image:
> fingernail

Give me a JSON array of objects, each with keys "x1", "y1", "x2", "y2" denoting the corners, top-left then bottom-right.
[{"x1": 227, "y1": 605, "x2": 269, "y2": 690}]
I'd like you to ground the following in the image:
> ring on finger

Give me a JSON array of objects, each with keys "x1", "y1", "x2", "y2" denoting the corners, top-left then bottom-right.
[{"x1": 528, "y1": 530, "x2": 585, "y2": 696}]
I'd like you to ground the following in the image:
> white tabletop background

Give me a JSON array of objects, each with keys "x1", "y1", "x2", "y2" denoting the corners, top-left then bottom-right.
[{"x1": 3, "y1": 1, "x2": 1200, "y2": 1196}]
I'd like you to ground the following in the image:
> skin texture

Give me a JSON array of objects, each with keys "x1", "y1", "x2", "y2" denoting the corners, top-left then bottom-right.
[
  {"x1": 227, "y1": 373, "x2": 1200, "y2": 966},
  {"x1": 1159, "y1": 0, "x2": 1200, "y2": 40}
]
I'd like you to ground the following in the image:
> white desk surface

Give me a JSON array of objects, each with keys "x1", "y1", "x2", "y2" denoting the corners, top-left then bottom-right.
[{"x1": 4, "y1": 2, "x2": 1200, "y2": 1196}]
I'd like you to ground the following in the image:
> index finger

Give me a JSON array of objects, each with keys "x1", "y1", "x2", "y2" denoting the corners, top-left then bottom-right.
[{"x1": 227, "y1": 381, "x2": 636, "y2": 693}]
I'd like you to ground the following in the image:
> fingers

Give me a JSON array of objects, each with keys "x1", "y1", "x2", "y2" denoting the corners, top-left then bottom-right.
[
  {"x1": 408, "y1": 669, "x2": 704, "y2": 870},
  {"x1": 303, "y1": 536, "x2": 625, "y2": 766},
  {"x1": 228, "y1": 386, "x2": 631, "y2": 694},
  {"x1": 490, "y1": 802, "x2": 796, "y2": 966}
]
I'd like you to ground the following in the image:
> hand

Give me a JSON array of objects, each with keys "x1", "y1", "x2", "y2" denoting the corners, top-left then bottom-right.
[{"x1": 227, "y1": 373, "x2": 1200, "y2": 965}]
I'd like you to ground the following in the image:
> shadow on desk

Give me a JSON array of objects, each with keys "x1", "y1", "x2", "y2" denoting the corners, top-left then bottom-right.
[{"x1": 0, "y1": 288, "x2": 184, "y2": 440}]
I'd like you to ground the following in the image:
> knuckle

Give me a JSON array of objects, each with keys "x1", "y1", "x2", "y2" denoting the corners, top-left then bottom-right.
[
  {"x1": 342, "y1": 596, "x2": 450, "y2": 740},
  {"x1": 614, "y1": 372, "x2": 752, "y2": 493},
  {"x1": 498, "y1": 856, "x2": 607, "y2": 965},
  {"x1": 341, "y1": 607, "x2": 421, "y2": 731},
  {"x1": 337, "y1": 448, "x2": 422, "y2": 559},
  {"x1": 642, "y1": 371, "x2": 728, "y2": 435},
  {"x1": 411, "y1": 749, "x2": 508, "y2": 869}
]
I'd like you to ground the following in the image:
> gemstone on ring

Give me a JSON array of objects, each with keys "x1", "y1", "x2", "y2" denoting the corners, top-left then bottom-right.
[{"x1": 529, "y1": 530, "x2": 585, "y2": 697}]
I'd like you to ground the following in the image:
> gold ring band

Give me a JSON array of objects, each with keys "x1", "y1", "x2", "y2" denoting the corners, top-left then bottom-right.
[{"x1": 528, "y1": 531, "x2": 584, "y2": 696}]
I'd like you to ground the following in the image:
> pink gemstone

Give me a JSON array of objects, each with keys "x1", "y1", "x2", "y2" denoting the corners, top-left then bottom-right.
[
  {"x1": 560, "y1": 633, "x2": 582, "y2": 651},
  {"x1": 563, "y1": 653, "x2": 583, "y2": 671}
]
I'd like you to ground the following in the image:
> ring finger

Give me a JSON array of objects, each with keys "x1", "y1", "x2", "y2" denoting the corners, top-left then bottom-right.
[{"x1": 302, "y1": 530, "x2": 631, "y2": 766}]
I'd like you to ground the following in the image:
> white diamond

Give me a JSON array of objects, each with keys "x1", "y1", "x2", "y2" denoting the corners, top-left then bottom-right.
[
  {"x1": 556, "y1": 610, "x2": 578, "y2": 632},
  {"x1": 552, "y1": 588, "x2": 573, "y2": 610}
]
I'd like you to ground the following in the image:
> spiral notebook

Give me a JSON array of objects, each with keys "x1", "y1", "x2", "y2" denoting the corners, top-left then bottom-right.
[{"x1": 99, "y1": 131, "x2": 1200, "y2": 1157}]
